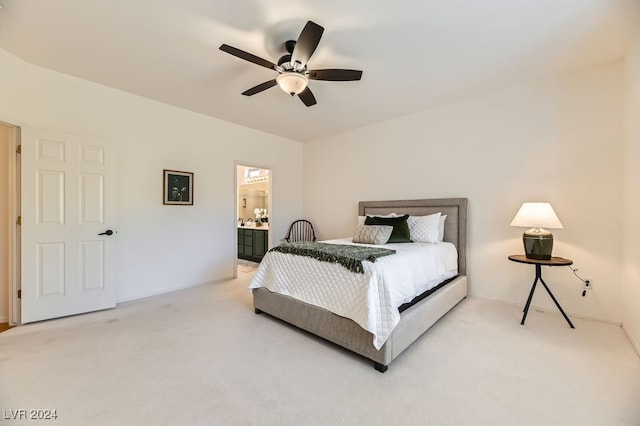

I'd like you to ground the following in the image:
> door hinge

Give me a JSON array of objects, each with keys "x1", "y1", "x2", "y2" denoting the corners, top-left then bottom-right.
[
  {"x1": 16, "y1": 144, "x2": 21, "y2": 154},
  {"x1": 16, "y1": 216, "x2": 21, "y2": 226},
  {"x1": 17, "y1": 289, "x2": 21, "y2": 299}
]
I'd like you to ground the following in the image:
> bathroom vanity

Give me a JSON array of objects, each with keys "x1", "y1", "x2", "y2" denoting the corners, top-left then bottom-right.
[{"x1": 238, "y1": 226, "x2": 268, "y2": 262}]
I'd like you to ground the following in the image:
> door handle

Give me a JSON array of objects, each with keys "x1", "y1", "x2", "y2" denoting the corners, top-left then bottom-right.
[{"x1": 98, "y1": 229, "x2": 114, "y2": 236}]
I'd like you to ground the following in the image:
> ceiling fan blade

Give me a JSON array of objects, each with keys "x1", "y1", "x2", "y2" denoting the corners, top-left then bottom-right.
[
  {"x1": 291, "y1": 21, "x2": 324, "y2": 66},
  {"x1": 219, "y1": 44, "x2": 276, "y2": 70},
  {"x1": 242, "y1": 79, "x2": 278, "y2": 96},
  {"x1": 307, "y1": 69, "x2": 363, "y2": 81},
  {"x1": 298, "y1": 87, "x2": 317, "y2": 107}
]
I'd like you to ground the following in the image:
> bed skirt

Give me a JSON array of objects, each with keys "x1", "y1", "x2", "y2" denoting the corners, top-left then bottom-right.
[{"x1": 253, "y1": 274, "x2": 467, "y2": 370}]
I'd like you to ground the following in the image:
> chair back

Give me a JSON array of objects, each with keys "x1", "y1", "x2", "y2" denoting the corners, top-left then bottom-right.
[{"x1": 285, "y1": 220, "x2": 317, "y2": 243}]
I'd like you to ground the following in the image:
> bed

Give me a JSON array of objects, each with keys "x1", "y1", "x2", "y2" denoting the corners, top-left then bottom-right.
[{"x1": 251, "y1": 198, "x2": 467, "y2": 372}]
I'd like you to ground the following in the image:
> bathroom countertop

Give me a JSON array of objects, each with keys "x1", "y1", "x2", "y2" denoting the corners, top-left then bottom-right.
[{"x1": 238, "y1": 224, "x2": 269, "y2": 230}]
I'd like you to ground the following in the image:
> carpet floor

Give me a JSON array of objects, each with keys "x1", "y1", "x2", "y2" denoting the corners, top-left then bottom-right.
[{"x1": 1, "y1": 273, "x2": 639, "y2": 425}]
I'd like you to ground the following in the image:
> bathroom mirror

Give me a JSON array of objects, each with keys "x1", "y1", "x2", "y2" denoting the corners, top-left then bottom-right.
[{"x1": 237, "y1": 166, "x2": 270, "y2": 225}]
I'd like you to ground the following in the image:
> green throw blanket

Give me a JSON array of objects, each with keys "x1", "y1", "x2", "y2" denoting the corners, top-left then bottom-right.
[{"x1": 269, "y1": 242, "x2": 396, "y2": 274}]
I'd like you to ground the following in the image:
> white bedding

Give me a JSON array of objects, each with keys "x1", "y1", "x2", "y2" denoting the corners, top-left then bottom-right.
[{"x1": 249, "y1": 238, "x2": 458, "y2": 349}]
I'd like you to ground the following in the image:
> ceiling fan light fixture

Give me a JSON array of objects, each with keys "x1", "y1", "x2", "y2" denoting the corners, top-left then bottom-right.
[
  {"x1": 276, "y1": 72, "x2": 308, "y2": 95},
  {"x1": 220, "y1": 21, "x2": 362, "y2": 106}
]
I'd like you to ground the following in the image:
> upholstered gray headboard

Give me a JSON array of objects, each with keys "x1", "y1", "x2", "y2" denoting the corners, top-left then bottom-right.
[{"x1": 358, "y1": 198, "x2": 468, "y2": 275}]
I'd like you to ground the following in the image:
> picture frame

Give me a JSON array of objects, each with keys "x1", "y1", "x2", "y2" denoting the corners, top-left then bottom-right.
[{"x1": 163, "y1": 169, "x2": 194, "y2": 205}]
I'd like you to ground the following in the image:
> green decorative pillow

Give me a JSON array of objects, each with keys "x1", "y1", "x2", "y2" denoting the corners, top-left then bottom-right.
[{"x1": 364, "y1": 214, "x2": 412, "y2": 243}]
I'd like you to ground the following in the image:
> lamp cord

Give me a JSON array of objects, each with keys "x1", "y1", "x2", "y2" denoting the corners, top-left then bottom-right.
[{"x1": 567, "y1": 265, "x2": 589, "y2": 297}]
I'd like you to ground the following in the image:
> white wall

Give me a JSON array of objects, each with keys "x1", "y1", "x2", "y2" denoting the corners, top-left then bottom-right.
[
  {"x1": 0, "y1": 43, "x2": 631, "y2": 328},
  {"x1": 622, "y1": 31, "x2": 640, "y2": 351},
  {"x1": 0, "y1": 125, "x2": 10, "y2": 322},
  {"x1": 0, "y1": 49, "x2": 303, "y2": 303},
  {"x1": 304, "y1": 62, "x2": 624, "y2": 323}
]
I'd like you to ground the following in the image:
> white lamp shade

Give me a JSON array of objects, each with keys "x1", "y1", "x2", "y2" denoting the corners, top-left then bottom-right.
[
  {"x1": 510, "y1": 202, "x2": 563, "y2": 229},
  {"x1": 276, "y1": 72, "x2": 308, "y2": 95}
]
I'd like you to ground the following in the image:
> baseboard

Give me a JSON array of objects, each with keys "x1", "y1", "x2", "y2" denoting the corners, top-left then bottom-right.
[
  {"x1": 621, "y1": 324, "x2": 640, "y2": 358},
  {"x1": 0, "y1": 315, "x2": 8, "y2": 323},
  {"x1": 470, "y1": 294, "x2": 622, "y2": 326},
  {"x1": 548, "y1": 310, "x2": 621, "y2": 326},
  {"x1": 116, "y1": 277, "x2": 232, "y2": 304}
]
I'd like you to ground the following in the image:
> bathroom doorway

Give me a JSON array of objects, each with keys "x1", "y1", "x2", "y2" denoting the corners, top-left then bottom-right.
[{"x1": 236, "y1": 164, "x2": 271, "y2": 276}]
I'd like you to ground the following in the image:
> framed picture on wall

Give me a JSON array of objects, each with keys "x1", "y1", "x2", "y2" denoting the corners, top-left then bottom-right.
[{"x1": 163, "y1": 170, "x2": 194, "y2": 205}]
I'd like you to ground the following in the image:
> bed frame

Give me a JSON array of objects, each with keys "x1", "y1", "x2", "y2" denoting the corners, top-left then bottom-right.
[{"x1": 253, "y1": 198, "x2": 468, "y2": 372}]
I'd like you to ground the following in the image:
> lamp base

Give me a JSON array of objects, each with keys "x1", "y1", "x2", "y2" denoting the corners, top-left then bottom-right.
[{"x1": 522, "y1": 228, "x2": 553, "y2": 260}]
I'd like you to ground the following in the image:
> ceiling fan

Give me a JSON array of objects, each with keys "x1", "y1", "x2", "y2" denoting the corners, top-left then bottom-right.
[{"x1": 219, "y1": 21, "x2": 363, "y2": 107}]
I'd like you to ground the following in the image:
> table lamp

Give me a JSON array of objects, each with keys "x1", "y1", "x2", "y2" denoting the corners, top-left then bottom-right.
[{"x1": 510, "y1": 202, "x2": 563, "y2": 260}]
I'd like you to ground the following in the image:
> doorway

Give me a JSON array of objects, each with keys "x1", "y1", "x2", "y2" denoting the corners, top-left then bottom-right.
[
  {"x1": 1, "y1": 124, "x2": 117, "y2": 325},
  {"x1": 236, "y1": 164, "x2": 271, "y2": 276},
  {"x1": 0, "y1": 121, "x2": 20, "y2": 328}
]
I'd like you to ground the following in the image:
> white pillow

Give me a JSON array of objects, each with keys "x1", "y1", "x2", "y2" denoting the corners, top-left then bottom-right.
[
  {"x1": 438, "y1": 214, "x2": 447, "y2": 242},
  {"x1": 352, "y1": 225, "x2": 394, "y2": 245},
  {"x1": 357, "y1": 213, "x2": 398, "y2": 226},
  {"x1": 407, "y1": 213, "x2": 441, "y2": 243}
]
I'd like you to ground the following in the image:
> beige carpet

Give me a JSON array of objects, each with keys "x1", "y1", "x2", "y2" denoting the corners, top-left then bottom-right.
[{"x1": 1, "y1": 273, "x2": 639, "y2": 425}]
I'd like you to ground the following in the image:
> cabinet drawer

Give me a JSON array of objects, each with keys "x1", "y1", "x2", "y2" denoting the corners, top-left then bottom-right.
[{"x1": 253, "y1": 231, "x2": 266, "y2": 257}]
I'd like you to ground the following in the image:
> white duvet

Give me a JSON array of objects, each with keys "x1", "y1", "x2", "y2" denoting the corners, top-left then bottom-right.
[{"x1": 249, "y1": 238, "x2": 458, "y2": 349}]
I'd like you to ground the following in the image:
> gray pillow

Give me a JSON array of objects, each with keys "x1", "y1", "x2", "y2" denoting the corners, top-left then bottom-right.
[{"x1": 352, "y1": 225, "x2": 394, "y2": 245}]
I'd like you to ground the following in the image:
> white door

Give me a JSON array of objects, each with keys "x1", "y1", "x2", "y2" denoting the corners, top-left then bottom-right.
[{"x1": 20, "y1": 128, "x2": 116, "y2": 323}]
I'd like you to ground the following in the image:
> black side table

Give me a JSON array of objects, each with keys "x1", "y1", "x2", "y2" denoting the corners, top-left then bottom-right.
[{"x1": 508, "y1": 255, "x2": 575, "y2": 329}]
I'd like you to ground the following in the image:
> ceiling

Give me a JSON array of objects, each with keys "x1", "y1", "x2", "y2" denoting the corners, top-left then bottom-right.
[{"x1": 0, "y1": 0, "x2": 638, "y2": 142}]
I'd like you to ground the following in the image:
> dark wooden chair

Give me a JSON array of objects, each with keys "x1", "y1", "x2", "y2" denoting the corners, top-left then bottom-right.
[{"x1": 285, "y1": 220, "x2": 317, "y2": 243}]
